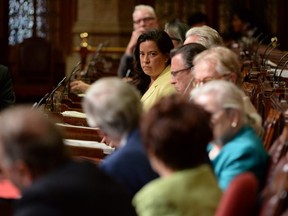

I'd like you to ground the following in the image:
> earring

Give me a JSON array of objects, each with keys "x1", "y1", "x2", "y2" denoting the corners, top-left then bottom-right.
[{"x1": 231, "y1": 121, "x2": 237, "y2": 128}]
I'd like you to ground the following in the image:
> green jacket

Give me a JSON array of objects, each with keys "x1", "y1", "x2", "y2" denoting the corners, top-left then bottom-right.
[{"x1": 133, "y1": 164, "x2": 222, "y2": 216}]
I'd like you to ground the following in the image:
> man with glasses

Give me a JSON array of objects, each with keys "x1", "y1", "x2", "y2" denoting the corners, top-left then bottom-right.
[
  {"x1": 192, "y1": 46, "x2": 263, "y2": 136},
  {"x1": 170, "y1": 43, "x2": 206, "y2": 96},
  {"x1": 117, "y1": 5, "x2": 159, "y2": 78}
]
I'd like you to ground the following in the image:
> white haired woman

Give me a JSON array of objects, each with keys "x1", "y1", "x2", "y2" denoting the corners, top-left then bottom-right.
[{"x1": 190, "y1": 80, "x2": 268, "y2": 191}]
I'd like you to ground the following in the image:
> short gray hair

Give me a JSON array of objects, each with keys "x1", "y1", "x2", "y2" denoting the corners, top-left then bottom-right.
[
  {"x1": 134, "y1": 5, "x2": 157, "y2": 18},
  {"x1": 185, "y1": 25, "x2": 223, "y2": 48},
  {"x1": 83, "y1": 77, "x2": 142, "y2": 139},
  {"x1": 193, "y1": 46, "x2": 242, "y2": 86},
  {"x1": 190, "y1": 80, "x2": 246, "y2": 121}
]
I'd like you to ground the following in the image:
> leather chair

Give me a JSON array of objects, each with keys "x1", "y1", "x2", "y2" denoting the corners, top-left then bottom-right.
[
  {"x1": 265, "y1": 120, "x2": 288, "y2": 185},
  {"x1": 259, "y1": 154, "x2": 288, "y2": 216},
  {"x1": 215, "y1": 172, "x2": 259, "y2": 216},
  {"x1": 11, "y1": 37, "x2": 64, "y2": 102},
  {"x1": 263, "y1": 108, "x2": 284, "y2": 150}
]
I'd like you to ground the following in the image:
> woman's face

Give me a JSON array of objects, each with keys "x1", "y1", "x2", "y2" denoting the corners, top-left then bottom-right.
[
  {"x1": 194, "y1": 93, "x2": 232, "y2": 144},
  {"x1": 139, "y1": 40, "x2": 169, "y2": 80}
]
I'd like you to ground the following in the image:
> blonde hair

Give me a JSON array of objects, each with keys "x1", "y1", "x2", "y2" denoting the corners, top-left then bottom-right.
[{"x1": 193, "y1": 46, "x2": 242, "y2": 86}]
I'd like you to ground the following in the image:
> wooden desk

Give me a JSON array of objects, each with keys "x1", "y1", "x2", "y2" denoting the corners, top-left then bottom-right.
[{"x1": 64, "y1": 139, "x2": 114, "y2": 164}]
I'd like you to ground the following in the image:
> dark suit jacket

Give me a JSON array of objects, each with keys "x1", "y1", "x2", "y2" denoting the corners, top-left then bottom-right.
[
  {"x1": 14, "y1": 160, "x2": 136, "y2": 216},
  {"x1": 100, "y1": 129, "x2": 159, "y2": 198},
  {"x1": 0, "y1": 65, "x2": 15, "y2": 111}
]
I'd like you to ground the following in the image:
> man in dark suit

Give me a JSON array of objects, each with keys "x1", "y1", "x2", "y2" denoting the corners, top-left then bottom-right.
[
  {"x1": 0, "y1": 65, "x2": 15, "y2": 111},
  {"x1": 0, "y1": 106, "x2": 136, "y2": 216},
  {"x1": 83, "y1": 77, "x2": 158, "y2": 199}
]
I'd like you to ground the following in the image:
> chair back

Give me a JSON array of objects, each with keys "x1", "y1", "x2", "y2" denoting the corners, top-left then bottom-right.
[
  {"x1": 259, "y1": 155, "x2": 288, "y2": 216},
  {"x1": 18, "y1": 37, "x2": 53, "y2": 83},
  {"x1": 215, "y1": 172, "x2": 259, "y2": 216},
  {"x1": 263, "y1": 108, "x2": 283, "y2": 150}
]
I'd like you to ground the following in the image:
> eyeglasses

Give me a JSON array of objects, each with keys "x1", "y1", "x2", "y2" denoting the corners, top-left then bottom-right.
[
  {"x1": 171, "y1": 67, "x2": 192, "y2": 77},
  {"x1": 192, "y1": 74, "x2": 231, "y2": 88},
  {"x1": 133, "y1": 17, "x2": 155, "y2": 25}
]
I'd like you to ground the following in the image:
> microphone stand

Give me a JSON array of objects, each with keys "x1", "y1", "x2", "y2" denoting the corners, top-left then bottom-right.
[
  {"x1": 84, "y1": 42, "x2": 105, "y2": 80},
  {"x1": 264, "y1": 43, "x2": 280, "y2": 65},
  {"x1": 46, "y1": 77, "x2": 67, "y2": 112},
  {"x1": 32, "y1": 92, "x2": 50, "y2": 109},
  {"x1": 63, "y1": 61, "x2": 81, "y2": 94},
  {"x1": 254, "y1": 35, "x2": 268, "y2": 57},
  {"x1": 261, "y1": 37, "x2": 278, "y2": 66}
]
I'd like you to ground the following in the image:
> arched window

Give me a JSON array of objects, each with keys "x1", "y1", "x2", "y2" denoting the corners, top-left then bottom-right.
[{"x1": 8, "y1": 0, "x2": 47, "y2": 45}]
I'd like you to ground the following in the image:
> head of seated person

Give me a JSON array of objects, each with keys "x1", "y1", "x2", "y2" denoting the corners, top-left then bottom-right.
[
  {"x1": 191, "y1": 46, "x2": 242, "y2": 88},
  {"x1": 190, "y1": 80, "x2": 247, "y2": 147},
  {"x1": 141, "y1": 94, "x2": 213, "y2": 174},
  {"x1": 83, "y1": 77, "x2": 142, "y2": 147},
  {"x1": 164, "y1": 19, "x2": 189, "y2": 48},
  {"x1": 132, "y1": 29, "x2": 174, "y2": 95},
  {"x1": 133, "y1": 5, "x2": 159, "y2": 32},
  {"x1": 170, "y1": 43, "x2": 206, "y2": 95},
  {"x1": 184, "y1": 25, "x2": 223, "y2": 48},
  {"x1": 0, "y1": 106, "x2": 70, "y2": 190}
]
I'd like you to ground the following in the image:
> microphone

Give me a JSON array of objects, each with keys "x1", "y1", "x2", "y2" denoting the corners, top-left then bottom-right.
[
  {"x1": 254, "y1": 32, "x2": 263, "y2": 42},
  {"x1": 261, "y1": 37, "x2": 278, "y2": 66},
  {"x1": 254, "y1": 35, "x2": 268, "y2": 57},
  {"x1": 32, "y1": 92, "x2": 50, "y2": 109},
  {"x1": 84, "y1": 42, "x2": 106, "y2": 79},
  {"x1": 63, "y1": 61, "x2": 81, "y2": 94},
  {"x1": 46, "y1": 77, "x2": 67, "y2": 112}
]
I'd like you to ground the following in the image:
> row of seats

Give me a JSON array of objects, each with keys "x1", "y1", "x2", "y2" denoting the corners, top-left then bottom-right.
[{"x1": 217, "y1": 51, "x2": 288, "y2": 215}]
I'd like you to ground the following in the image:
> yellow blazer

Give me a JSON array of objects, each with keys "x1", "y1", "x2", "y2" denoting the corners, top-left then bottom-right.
[{"x1": 141, "y1": 65, "x2": 176, "y2": 111}]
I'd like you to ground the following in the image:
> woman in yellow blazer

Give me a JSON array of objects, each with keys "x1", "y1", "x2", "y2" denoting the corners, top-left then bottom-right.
[{"x1": 133, "y1": 30, "x2": 176, "y2": 110}]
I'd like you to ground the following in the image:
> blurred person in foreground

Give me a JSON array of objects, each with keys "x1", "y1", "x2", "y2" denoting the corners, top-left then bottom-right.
[
  {"x1": 170, "y1": 43, "x2": 206, "y2": 96},
  {"x1": 190, "y1": 80, "x2": 268, "y2": 191},
  {"x1": 0, "y1": 105, "x2": 136, "y2": 216},
  {"x1": 83, "y1": 77, "x2": 158, "y2": 199},
  {"x1": 133, "y1": 94, "x2": 222, "y2": 216},
  {"x1": 191, "y1": 46, "x2": 263, "y2": 135}
]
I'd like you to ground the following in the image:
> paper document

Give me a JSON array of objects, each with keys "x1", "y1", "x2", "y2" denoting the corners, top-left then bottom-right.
[
  {"x1": 61, "y1": 111, "x2": 86, "y2": 118},
  {"x1": 274, "y1": 69, "x2": 288, "y2": 78},
  {"x1": 64, "y1": 139, "x2": 115, "y2": 154}
]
